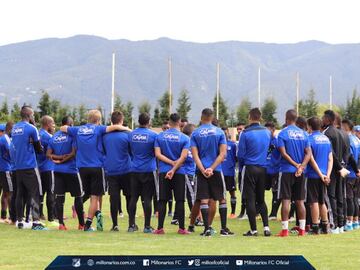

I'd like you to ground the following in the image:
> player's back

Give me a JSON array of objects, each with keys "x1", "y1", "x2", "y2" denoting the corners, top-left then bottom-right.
[
  {"x1": 307, "y1": 131, "x2": 331, "y2": 178},
  {"x1": 0, "y1": 134, "x2": 11, "y2": 172},
  {"x1": 50, "y1": 131, "x2": 77, "y2": 173}
]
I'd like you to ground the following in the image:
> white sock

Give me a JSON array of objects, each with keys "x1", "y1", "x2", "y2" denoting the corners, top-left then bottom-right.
[
  {"x1": 281, "y1": 221, "x2": 288, "y2": 230},
  {"x1": 347, "y1": 221, "x2": 353, "y2": 226},
  {"x1": 299, "y1": 219, "x2": 306, "y2": 230},
  {"x1": 251, "y1": 230, "x2": 258, "y2": 234},
  {"x1": 264, "y1": 226, "x2": 270, "y2": 231}
]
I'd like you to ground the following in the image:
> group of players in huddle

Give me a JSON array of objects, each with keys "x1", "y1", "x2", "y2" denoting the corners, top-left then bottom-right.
[{"x1": 0, "y1": 104, "x2": 359, "y2": 237}]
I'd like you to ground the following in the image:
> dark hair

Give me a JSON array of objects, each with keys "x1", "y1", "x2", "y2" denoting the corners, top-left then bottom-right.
[
  {"x1": 212, "y1": 118, "x2": 219, "y2": 127},
  {"x1": 285, "y1": 109, "x2": 297, "y2": 122},
  {"x1": 162, "y1": 120, "x2": 169, "y2": 125},
  {"x1": 221, "y1": 126, "x2": 229, "y2": 131},
  {"x1": 249, "y1": 107, "x2": 261, "y2": 121},
  {"x1": 265, "y1": 122, "x2": 275, "y2": 129},
  {"x1": 169, "y1": 113, "x2": 181, "y2": 123},
  {"x1": 342, "y1": 119, "x2": 354, "y2": 130},
  {"x1": 296, "y1": 116, "x2": 307, "y2": 131},
  {"x1": 111, "y1": 111, "x2": 124, "y2": 125},
  {"x1": 324, "y1": 110, "x2": 336, "y2": 123},
  {"x1": 307, "y1": 117, "x2": 321, "y2": 131},
  {"x1": 20, "y1": 105, "x2": 33, "y2": 119},
  {"x1": 138, "y1": 113, "x2": 150, "y2": 126},
  {"x1": 182, "y1": 123, "x2": 196, "y2": 136},
  {"x1": 61, "y1": 116, "x2": 73, "y2": 126},
  {"x1": 5, "y1": 121, "x2": 14, "y2": 133},
  {"x1": 181, "y1": 118, "x2": 188, "y2": 123},
  {"x1": 201, "y1": 108, "x2": 214, "y2": 118},
  {"x1": 237, "y1": 122, "x2": 246, "y2": 126}
]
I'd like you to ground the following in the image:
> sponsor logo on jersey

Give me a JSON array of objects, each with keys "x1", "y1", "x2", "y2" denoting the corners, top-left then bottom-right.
[
  {"x1": 314, "y1": 134, "x2": 330, "y2": 144},
  {"x1": 164, "y1": 133, "x2": 180, "y2": 142},
  {"x1": 288, "y1": 130, "x2": 305, "y2": 140},
  {"x1": 53, "y1": 134, "x2": 68, "y2": 143},
  {"x1": 78, "y1": 126, "x2": 95, "y2": 135},
  {"x1": 199, "y1": 128, "x2": 216, "y2": 137},
  {"x1": 11, "y1": 126, "x2": 24, "y2": 136},
  {"x1": 132, "y1": 133, "x2": 149, "y2": 143}
]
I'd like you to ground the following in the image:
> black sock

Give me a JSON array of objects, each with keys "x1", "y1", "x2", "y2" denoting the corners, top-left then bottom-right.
[
  {"x1": 74, "y1": 197, "x2": 84, "y2": 226},
  {"x1": 200, "y1": 204, "x2": 209, "y2": 231},
  {"x1": 158, "y1": 201, "x2": 166, "y2": 229},
  {"x1": 230, "y1": 197, "x2": 237, "y2": 215},
  {"x1": 312, "y1": 223, "x2": 320, "y2": 234},
  {"x1": 143, "y1": 199, "x2": 152, "y2": 228},
  {"x1": 85, "y1": 217, "x2": 93, "y2": 229},
  {"x1": 219, "y1": 203, "x2": 227, "y2": 230},
  {"x1": 1, "y1": 209, "x2": 6, "y2": 219},
  {"x1": 270, "y1": 192, "x2": 280, "y2": 216},
  {"x1": 168, "y1": 199, "x2": 173, "y2": 214},
  {"x1": 110, "y1": 194, "x2": 119, "y2": 227},
  {"x1": 39, "y1": 195, "x2": 44, "y2": 217},
  {"x1": 175, "y1": 201, "x2": 185, "y2": 230},
  {"x1": 95, "y1": 210, "x2": 101, "y2": 218},
  {"x1": 128, "y1": 196, "x2": 138, "y2": 227},
  {"x1": 258, "y1": 202, "x2": 269, "y2": 227},
  {"x1": 55, "y1": 195, "x2": 65, "y2": 225}
]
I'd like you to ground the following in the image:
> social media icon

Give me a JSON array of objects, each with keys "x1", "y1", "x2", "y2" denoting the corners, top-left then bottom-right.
[
  {"x1": 188, "y1": 260, "x2": 194, "y2": 266},
  {"x1": 195, "y1": 259, "x2": 200, "y2": 266},
  {"x1": 236, "y1": 260, "x2": 243, "y2": 266},
  {"x1": 143, "y1": 259, "x2": 150, "y2": 266}
]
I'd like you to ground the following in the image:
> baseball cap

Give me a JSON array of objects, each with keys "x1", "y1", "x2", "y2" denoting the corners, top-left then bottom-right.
[
  {"x1": 0, "y1": 124, "x2": 6, "y2": 131},
  {"x1": 354, "y1": 125, "x2": 360, "y2": 132}
]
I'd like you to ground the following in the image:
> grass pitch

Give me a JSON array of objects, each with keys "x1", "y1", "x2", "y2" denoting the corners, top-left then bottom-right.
[{"x1": 0, "y1": 192, "x2": 359, "y2": 270}]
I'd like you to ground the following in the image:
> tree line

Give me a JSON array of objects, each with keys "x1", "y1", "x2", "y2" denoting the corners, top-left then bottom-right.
[{"x1": 0, "y1": 88, "x2": 358, "y2": 127}]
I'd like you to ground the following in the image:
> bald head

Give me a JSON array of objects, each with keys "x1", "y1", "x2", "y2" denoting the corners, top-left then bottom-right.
[{"x1": 41, "y1": 115, "x2": 55, "y2": 134}]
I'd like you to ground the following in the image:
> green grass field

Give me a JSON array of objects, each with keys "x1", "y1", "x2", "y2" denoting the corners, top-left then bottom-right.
[{"x1": 0, "y1": 192, "x2": 359, "y2": 270}]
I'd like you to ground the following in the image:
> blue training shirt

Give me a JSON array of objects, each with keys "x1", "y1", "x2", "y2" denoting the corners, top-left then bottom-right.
[
  {"x1": 266, "y1": 136, "x2": 281, "y2": 175},
  {"x1": 67, "y1": 124, "x2": 107, "y2": 168},
  {"x1": 348, "y1": 134, "x2": 360, "y2": 179},
  {"x1": 0, "y1": 134, "x2": 11, "y2": 172},
  {"x1": 37, "y1": 129, "x2": 54, "y2": 172},
  {"x1": 48, "y1": 131, "x2": 78, "y2": 174},
  {"x1": 154, "y1": 128, "x2": 190, "y2": 174},
  {"x1": 237, "y1": 123, "x2": 271, "y2": 168},
  {"x1": 129, "y1": 127, "x2": 157, "y2": 173},
  {"x1": 184, "y1": 148, "x2": 196, "y2": 176},
  {"x1": 190, "y1": 123, "x2": 227, "y2": 172},
  {"x1": 277, "y1": 124, "x2": 311, "y2": 173},
  {"x1": 103, "y1": 131, "x2": 132, "y2": 176},
  {"x1": 222, "y1": 140, "x2": 237, "y2": 176},
  {"x1": 11, "y1": 121, "x2": 40, "y2": 170},
  {"x1": 307, "y1": 131, "x2": 332, "y2": 179}
]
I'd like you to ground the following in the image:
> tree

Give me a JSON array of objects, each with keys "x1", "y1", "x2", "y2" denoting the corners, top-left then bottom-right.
[
  {"x1": 78, "y1": 104, "x2": 87, "y2": 124},
  {"x1": 124, "y1": 102, "x2": 134, "y2": 126},
  {"x1": 261, "y1": 98, "x2": 278, "y2": 125},
  {"x1": 176, "y1": 89, "x2": 191, "y2": 119},
  {"x1": 138, "y1": 102, "x2": 152, "y2": 114},
  {"x1": 236, "y1": 98, "x2": 251, "y2": 124},
  {"x1": 342, "y1": 89, "x2": 360, "y2": 124},
  {"x1": 152, "y1": 107, "x2": 162, "y2": 127},
  {"x1": 298, "y1": 89, "x2": 319, "y2": 118},
  {"x1": 11, "y1": 102, "x2": 21, "y2": 122},
  {"x1": 38, "y1": 90, "x2": 52, "y2": 117},
  {"x1": 0, "y1": 99, "x2": 9, "y2": 122},
  {"x1": 158, "y1": 91, "x2": 171, "y2": 122},
  {"x1": 212, "y1": 92, "x2": 229, "y2": 127}
]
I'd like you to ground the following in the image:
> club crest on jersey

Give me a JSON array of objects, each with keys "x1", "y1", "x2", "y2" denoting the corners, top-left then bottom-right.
[
  {"x1": 78, "y1": 126, "x2": 95, "y2": 135},
  {"x1": 164, "y1": 133, "x2": 180, "y2": 142},
  {"x1": 199, "y1": 128, "x2": 216, "y2": 137},
  {"x1": 314, "y1": 135, "x2": 329, "y2": 144},
  {"x1": 288, "y1": 130, "x2": 305, "y2": 140},
  {"x1": 132, "y1": 134, "x2": 148, "y2": 143},
  {"x1": 11, "y1": 126, "x2": 24, "y2": 136},
  {"x1": 53, "y1": 134, "x2": 68, "y2": 143}
]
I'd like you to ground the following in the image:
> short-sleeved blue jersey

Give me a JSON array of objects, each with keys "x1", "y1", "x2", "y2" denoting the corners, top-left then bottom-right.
[
  {"x1": 103, "y1": 131, "x2": 132, "y2": 176},
  {"x1": 190, "y1": 123, "x2": 227, "y2": 172},
  {"x1": 266, "y1": 136, "x2": 281, "y2": 175},
  {"x1": 48, "y1": 131, "x2": 77, "y2": 174},
  {"x1": 0, "y1": 134, "x2": 11, "y2": 172},
  {"x1": 307, "y1": 131, "x2": 332, "y2": 179},
  {"x1": 277, "y1": 125, "x2": 310, "y2": 173},
  {"x1": 67, "y1": 124, "x2": 107, "y2": 168},
  {"x1": 154, "y1": 128, "x2": 190, "y2": 174},
  {"x1": 37, "y1": 129, "x2": 54, "y2": 172},
  {"x1": 129, "y1": 127, "x2": 157, "y2": 173},
  {"x1": 11, "y1": 121, "x2": 40, "y2": 170},
  {"x1": 222, "y1": 140, "x2": 237, "y2": 176}
]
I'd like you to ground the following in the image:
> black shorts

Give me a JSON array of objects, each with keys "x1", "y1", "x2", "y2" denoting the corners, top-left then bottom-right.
[
  {"x1": 158, "y1": 173, "x2": 186, "y2": 201},
  {"x1": 278, "y1": 173, "x2": 306, "y2": 201},
  {"x1": 346, "y1": 178, "x2": 358, "y2": 200},
  {"x1": 131, "y1": 172, "x2": 156, "y2": 199},
  {"x1": 79, "y1": 167, "x2": 105, "y2": 196},
  {"x1": 107, "y1": 174, "x2": 131, "y2": 197},
  {"x1": 0, "y1": 171, "x2": 13, "y2": 192},
  {"x1": 40, "y1": 171, "x2": 53, "y2": 193},
  {"x1": 54, "y1": 172, "x2": 83, "y2": 197},
  {"x1": 307, "y1": 178, "x2": 326, "y2": 204},
  {"x1": 240, "y1": 165, "x2": 266, "y2": 200},
  {"x1": 196, "y1": 171, "x2": 225, "y2": 201},
  {"x1": 224, "y1": 176, "x2": 236, "y2": 191},
  {"x1": 265, "y1": 173, "x2": 279, "y2": 191},
  {"x1": 16, "y1": 168, "x2": 42, "y2": 196}
]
